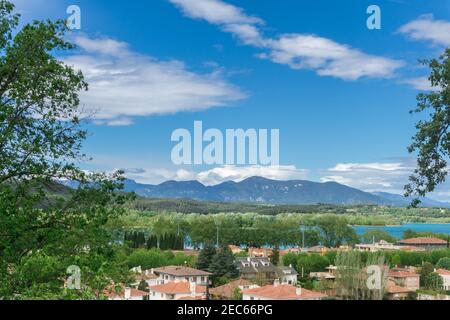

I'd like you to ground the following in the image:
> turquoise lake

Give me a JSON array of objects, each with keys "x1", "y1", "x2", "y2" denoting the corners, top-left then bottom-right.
[{"x1": 354, "y1": 223, "x2": 450, "y2": 239}]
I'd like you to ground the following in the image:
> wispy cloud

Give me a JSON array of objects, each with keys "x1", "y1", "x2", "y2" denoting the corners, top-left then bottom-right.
[
  {"x1": 123, "y1": 165, "x2": 308, "y2": 185},
  {"x1": 398, "y1": 14, "x2": 450, "y2": 46},
  {"x1": 64, "y1": 35, "x2": 246, "y2": 126},
  {"x1": 400, "y1": 76, "x2": 439, "y2": 91},
  {"x1": 321, "y1": 161, "x2": 416, "y2": 193},
  {"x1": 170, "y1": 0, "x2": 404, "y2": 80}
]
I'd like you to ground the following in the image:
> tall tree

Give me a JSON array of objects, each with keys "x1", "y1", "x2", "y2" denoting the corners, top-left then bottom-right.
[
  {"x1": 196, "y1": 244, "x2": 216, "y2": 272},
  {"x1": 0, "y1": 1, "x2": 131, "y2": 299},
  {"x1": 405, "y1": 49, "x2": 450, "y2": 206}
]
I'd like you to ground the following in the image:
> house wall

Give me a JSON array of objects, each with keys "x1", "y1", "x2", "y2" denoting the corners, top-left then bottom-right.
[{"x1": 441, "y1": 275, "x2": 450, "y2": 291}]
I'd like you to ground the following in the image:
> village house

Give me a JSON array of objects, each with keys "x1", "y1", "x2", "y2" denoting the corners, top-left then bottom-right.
[
  {"x1": 152, "y1": 266, "x2": 212, "y2": 285},
  {"x1": 248, "y1": 247, "x2": 273, "y2": 258},
  {"x1": 104, "y1": 286, "x2": 149, "y2": 301},
  {"x1": 228, "y1": 245, "x2": 244, "y2": 255},
  {"x1": 149, "y1": 281, "x2": 206, "y2": 301},
  {"x1": 276, "y1": 265, "x2": 299, "y2": 285},
  {"x1": 235, "y1": 257, "x2": 297, "y2": 284},
  {"x1": 388, "y1": 268, "x2": 420, "y2": 291},
  {"x1": 356, "y1": 240, "x2": 403, "y2": 252},
  {"x1": 132, "y1": 269, "x2": 160, "y2": 287},
  {"x1": 209, "y1": 279, "x2": 259, "y2": 300},
  {"x1": 398, "y1": 237, "x2": 448, "y2": 250},
  {"x1": 435, "y1": 269, "x2": 450, "y2": 291},
  {"x1": 242, "y1": 280, "x2": 327, "y2": 300}
]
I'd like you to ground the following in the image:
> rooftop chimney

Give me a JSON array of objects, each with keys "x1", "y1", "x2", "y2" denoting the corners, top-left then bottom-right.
[
  {"x1": 190, "y1": 282, "x2": 197, "y2": 297},
  {"x1": 124, "y1": 287, "x2": 131, "y2": 300}
]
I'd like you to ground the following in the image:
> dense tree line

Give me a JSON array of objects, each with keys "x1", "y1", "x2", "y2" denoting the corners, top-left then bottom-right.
[{"x1": 124, "y1": 231, "x2": 184, "y2": 250}]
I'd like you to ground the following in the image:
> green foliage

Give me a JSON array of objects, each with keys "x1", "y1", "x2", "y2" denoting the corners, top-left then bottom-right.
[
  {"x1": 316, "y1": 215, "x2": 359, "y2": 247},
  {"x1": 360, "y1": 230, "x2": 397, "y2": 244},
  {"x1": 405, "y1": 48, "x2": 450, "y2": 205},
  {"x1": 232, "y1": 287, "x2": 243, "y2": 300},
  {"x1": 127, "y1": 248, "x2": 196, "y2": 270},
  {"x1": 295, "y1": 254, "x2": 330, "y2": 278},
  {"x1": 209, "y1": 246, "x2": 238, "y2": 282},
  {"x1": 0, "y1": 1, "x2": 133, "y2": 299},
  {"x1": 196, "y1": 245, "x2": 216, "y2": 272},
  {"x1": 423, "y1": 272, "x2": 444, "y2": 291},
  {"x1": 334, "y1": 251, "x2": 387, "y2": 300},
  {"x1": 269, "y1": 248, "x2": 280, "y2": 266},
  {"x1": 436, "y1": 257, "x2": 450, "y2": 270}
]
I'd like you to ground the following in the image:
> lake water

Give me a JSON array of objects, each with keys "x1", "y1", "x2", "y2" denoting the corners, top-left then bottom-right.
[{"x1": 353, "y1": 223, "x2": 450, "y2": 239}]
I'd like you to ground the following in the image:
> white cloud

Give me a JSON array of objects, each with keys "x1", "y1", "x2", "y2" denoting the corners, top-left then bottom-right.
[
  {"x1": 398, "y1": 14, "x2": 450, "y2": 46},
  {"x1": 196, "y1": 165, "x2": 308, "y2": 185},
  {"x1": 401, "y1": 76, "x2": 440, "y2": 91},
  {"x1": 322, "y1": 161, "x2": 416, "y2": 193},
  {"x1": 64, "y1": 35, "x2": 246, "y2": 125},
  {"x1": 170, "y1": 0, "x2": 263, "y2": 25},
  {"x1": 264, "y1": 35, "x2": 403, "y2": 80},
  {"x1": 122, "y1": 165, "x2": 308, "y2": 185},
  {"x1": 170, "y1": 0, "x2": 404, "y2": 80}
]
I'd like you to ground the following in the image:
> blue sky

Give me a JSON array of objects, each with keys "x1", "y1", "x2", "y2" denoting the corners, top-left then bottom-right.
[{"x1": 13, "y1": 0, "x2": 450, "y2": 199}]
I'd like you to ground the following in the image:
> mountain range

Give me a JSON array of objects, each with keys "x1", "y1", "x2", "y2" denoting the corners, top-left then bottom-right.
[{"x1": 98, "y1": 176, "x2": 450, "y2": 208}]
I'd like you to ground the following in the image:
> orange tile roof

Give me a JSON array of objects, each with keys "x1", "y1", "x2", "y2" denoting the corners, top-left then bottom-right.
[
  {"x1": 389, "y1": 270, "x2": 419, "y2": 278},
  {"x1": 104, "y1": 287, "x2": 149, "y2": 299},
  {"x1": 399, "y1": 237, "x2": 447, "y2": 245},
  {"x1": 177, "y1": 296, "x2": 206, "y2": 300},
  {"x1": 242, "y1": 284, "x2": 327, "y2": 300},
  {"x1": 436, "y1": 269, "x2": 450, "y2": 276},
  {"x1": 150, "y1": 282, "x2": 206, "y2": 294},
  {"x1": 153, "y1": 266, "x2": 212, "y2": 276},
  {"x1": 387, "y1": 285, "x2": 415, "y2": 294},
  {"x1": 209, "y1": 279, "x2": 253, "y2": 298}
]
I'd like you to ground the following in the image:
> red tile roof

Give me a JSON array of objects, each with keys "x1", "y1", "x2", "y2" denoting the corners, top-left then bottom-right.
[
  {"x1": 150, "y1": 282, "x2": 206, "y2": 294},
  {"x1": 104, "y1": 287, "x2": 149, "y2": 299},
  {"x1": 242, "y1": 284, "x2": 327, "y2": 300},
  {"x1": 153, "y1": 266, "x2": 212, "y2": 276},
  {"x1": 436, "y1": 269, "x2": 450, "y2": 276},
  {"x1": 389, "y1": 270, "x2": 419, "y2": 278},
  {"x1": 387, "y1": 285, "x2": 415, "y2": 294},
  {"x1": 399, "y1": 237, "x2": 447, "y2": 245},
  {"x1": 210, "y1": 279, "x2": 253, "y2": 298}
]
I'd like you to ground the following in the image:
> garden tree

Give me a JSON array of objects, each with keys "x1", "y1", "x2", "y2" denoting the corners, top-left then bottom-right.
[
  {"x1": 316, "y1": 215, "x2": 359, "y2": 247},
  {"x1": 209, "y1": 246, "x2": 238, "y2": 283},
  {"x1": 361, "y1": 230, "x2": 396, "y2": 244},
  {"x1": 436, "y1": 257, "x2": 450, "y2": 270},
  {"x1": 390, "y1": 254, "x2": 402, "y2": 267},
  {"x1": 295, "y1": 254, "x2": 330, "y2": 278},
  {"x1": 334, "y1": 251, "x2": 387, "y2": 300},
  {"x1": 196, "y1": 244, "x2": 216, "y2": 272},
  {"x1": 0, "y1": 1, "x2": 132, "y2": 299},
  {"x1": 232, "y1": 287, "x2": 243, "y2": 300},
  {"x1": 269, "y1": 248, "x2": 280, "y2": 266},
  {"x1": 420, "y1": 262, "x2": 435, "y2": 287},
  {"x1": 423, "y1": 272, "x2": 444, "y2": 291},
  {"x1": 405, "y1": 49, "x2": 450, "y2": 206},
  {"x1": 127, "y1": 249, "x2": 196, "y2": 270}
]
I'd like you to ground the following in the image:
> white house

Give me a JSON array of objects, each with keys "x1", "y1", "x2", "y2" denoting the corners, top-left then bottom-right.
[
  {"x1": 152, "y1": 266, "x2": 212, "y2": 285},
  {"x1": 436, "y1": 269, "x2": 450, "y2": 290},
  {"x1": 277, "y1": 265, "x2": 298, "y2": 285}
]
